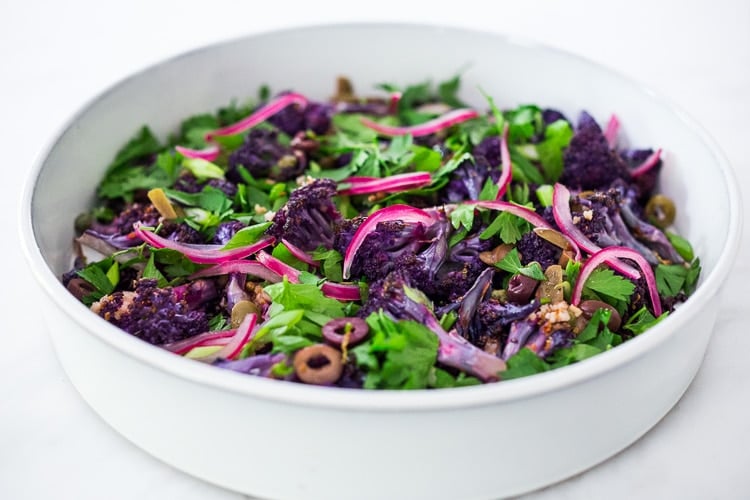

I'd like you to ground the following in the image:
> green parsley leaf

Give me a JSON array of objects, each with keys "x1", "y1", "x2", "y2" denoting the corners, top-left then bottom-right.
[
  {"x1": 576, "y1": 308, "x2": 611, "y2": 343},
  {"x1": 221, "y1": 222, "x2": 272, "y2": 250},
  {"x1": 264, "y1": 278, "x2": 345, "y2": 318},
  {"x1": 311, "y1": 248, "x2": 344, "y2": 283},
  {"x1": 655, "y1": 264, "x2": 688, "y2": 297},
  {"x1": 428, "y1": 368, "x2": 480, "y2": 388},
  {"x1": 502, "y1": 348, "x2": 550, "y2": 380},
  {"x1": 548, "y1": 344, "x2": 603, "y2": 368},
  {"x1": 535, "y1": 119, "x2": 573, "y2": 182},
  {"x1": 208, "y1": 314, "x2": 228, "y2": 331},
  {"x1": 535, "y1": 184, "x2": 554, "y2": 207},
  {"x1": 495, "y1": 248, "x2": 546, "y2": 281},
  {"x1": 478, "y1": 177, "x2": 500, "y2": 201},
  {"x1": 75, "y1": 258, "x2": 117, "y2": 304},
  {"x1": 506, "y1": 105, "x2": 543, "y2": 142},
  {"x1": 411, "y1": 146, "x2": 442, "y2": 172},
  {"x1": 684, "y1": 258, "x2": 701, "y2": 295},
  {"x1": 449, "y1": 204, "x2": 476, "y2": 231},
  {"x1": 107, "y1": 126, "x2": 162, "y2": 172},
  {"x1": 270, "y1": 360, "x2": 296, "y2": 378},
  {"x1": 509, "y1": 149, "x2": 545, "y2": 185},
  {"x1": 480, "y1": 210, "x2": 530, "y2": 244},
  {"x1": 181, "y1": 158, "x2": 225, "y2": 181},
  {"x1": 666, "y1": 232, "x2": 695, "y2": 262},
  {"x1": 582, "y1": 268, "x2": 636, "y2": 303},
  {"x1": 177, "y1": 113, "x2": 219, "y2": 149},
  {"x1": 142, "y1": 253, "x2": 168, "y2": 287},
  {"x1": 432, "y1": 151, "x2": 473, "y2": 181},
  {"x1": 355, "y1": 312, "x2": 439, "y2": 390},
  {"x1": 437, "y1": 74, "x2": 467, "y2": 108},
  {"x1": 623, "y1": 306, "x2": 667, "y2": 335}
]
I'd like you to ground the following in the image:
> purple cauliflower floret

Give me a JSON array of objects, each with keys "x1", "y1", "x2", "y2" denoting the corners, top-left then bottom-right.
[
  {"x1": 91, "y1": 203, "x2": 160, "y2": 236},
  {"x1": 476, "y1": 300, "x2": 540, "y2": 349},
  {"x1": 162, "y1": 221, "x2": 203, "y2": 244},
  {"x1": 431, "y1": 233, "x2": 492, "y2": 302},
  {"x1": 473, "y1": 136, "x2": 503, "y2": 168},
  {"x1": 173, "y1": 173, "x2": 202, "y2": 194},
  {"x1": 172, "y1": 174, "x2": 238, "y2": 197},
  {"x1": 349, "y1": 220, "x2": 427, "y2": 281},
  {"x1": 542, "y1": 108, "x2": 569, "y2": 125},
  {"x1": 576, "y1": 111, "x2": 602, "y2": 133},
  {"x1": 349, "y1": 217, "x2": 450, "y2": 294},
  {"x1": 573, "y1": 192, "x2": 658, "y2": 265},
  {"x1": 516, "y1": 232, "x2": 561, "y2": 270},
  {"x1": 574, "y1": 186, "x2": 682, "y2": 265},
  {"x1": 333, "y1": 216, "x2": 365, "y2": 255},
  {"x1": 501, "y1": 320, "x2": 540, "y2": 360},
  {"x1": 227, "y1": 128, "x2": 305, "y2": 182},
  {"x1": 267, "y1": 179, "x2": 342, "y2": 251},
  {"x1": 527, "y1": 328, "x2": 574, "y2": 358},
  {"x1": 86, "y1": 203, "x2": 198, "y2": 247},
  {"x1": 559, "y1": 112, "x2": 630, "y2": 190},
  {"x1": 443, "y1": 137, "x2": 501, "y2": 202},
  {"x1": 358, "y1": 271, "x2": 429, "y2": 321},
  {"x1": 359, "y1": 270, "x2": 507, "y2": 382},
  {"x1": 268, "y1": 96, "x2": 332, "y2": 136},
  {"x1": 620, "y1": 148, "x2": 661, "y2": 198},
  {"x1": 91, "y1": 278, "x2": 218, "y2": 345},
  {"x1": 213, "y1": 220, "x2": 247, "y2": 245},
  {"x1": 206, "y1": 178, "x2": 238, "y2": 197}
]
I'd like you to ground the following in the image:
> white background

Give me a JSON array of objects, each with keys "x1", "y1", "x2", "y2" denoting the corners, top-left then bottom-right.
[{"x1": 2, "y1": 1, "x2": 749, "y2": 499}]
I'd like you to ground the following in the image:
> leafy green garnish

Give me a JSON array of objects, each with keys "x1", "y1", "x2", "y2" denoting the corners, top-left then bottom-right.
[
  {"x1": 437, "y1": 74, "x2": 468, "y2": 108},
  {"x1": 478, "y1": 177, "x2": 500, "y2": 201},
  {"x1": 502, "y1": 348, "x2": 550, "y2": 380},
  {"x1": 208, "y1": 314, "x2": 228, "y2": 331},
  {"x1": 142, "y1": 253, "x2": 168, "y2": 287},
  {"x1": 666, "y1": 232, "x2": 695, "y2": 262},
  {"x1": 480, "y1": 211, "x2": 531, "y2": 244},
  {"x1": 503, "y1": 308, "x2": 622, "y2": 378},
  {"x1": 351, "y1": 312, "x2": 439, "y2": 390},
  {"x1": 623, "y1": 306, "x2": 667, "y2": 335},
  {"x1": 311, "y1": 248, "x2": 344, "y2": 282},
  {"x1": 535, "y1": 184, "x2": 554, "y2": 207},
  {"x1": 221, "y1": 222, "x2": 272, "y2": 250},
  {"x1": 98, "y1": 151, "x2": 179, "y2": 201},
  {"x1": 582, "y1": 268, "x2": 636, "y2": 303},
  {"x1": 75, "y1": 257, "x2": 119, "y2": 305},
  {"x1": 107, "y1": 126, "x2": 162, "y2": 172},
  {"x1": 449, "y1": 203, "x2": 476, "y2": 232},
  {"x1": 535, "y1": 119, "x2": 574, "y2": 182},
  {"x1": 181, "y1": 158, "x2": 225, "y2": 181},
  {"x1": 264, "y1": 277, "x2": 345, "y2": 318},
  {"x1": 655, "y1": 259, "x2": 701, "y2": 297},
  {"x1": 495, "y1": 248, "x2": 546, "y2": 281}
]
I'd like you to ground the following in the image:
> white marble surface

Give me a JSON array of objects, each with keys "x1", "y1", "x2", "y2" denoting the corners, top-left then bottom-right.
[{"x1": 2, "y1": 1, "x2": 748, "y2": 499}]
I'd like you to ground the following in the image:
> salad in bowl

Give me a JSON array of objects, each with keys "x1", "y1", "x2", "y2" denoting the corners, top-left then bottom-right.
[{"x1": 64, "y1": 75, "x2": 700, "y2": 390}]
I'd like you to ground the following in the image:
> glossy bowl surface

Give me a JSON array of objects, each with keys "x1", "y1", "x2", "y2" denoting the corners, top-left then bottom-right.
[{"x1": 20, "y1": 23, "x2": 741, "y2": 500}]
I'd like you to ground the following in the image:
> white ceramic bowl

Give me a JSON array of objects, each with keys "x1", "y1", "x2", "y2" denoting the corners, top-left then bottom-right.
[{"x1": 20, "y1": 23, "x2": 741, "y2": 500}]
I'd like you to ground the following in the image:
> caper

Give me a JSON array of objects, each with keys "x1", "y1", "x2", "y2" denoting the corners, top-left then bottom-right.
[{"x1": 645, "y1": 194, "x2": 676, "y2": 229}]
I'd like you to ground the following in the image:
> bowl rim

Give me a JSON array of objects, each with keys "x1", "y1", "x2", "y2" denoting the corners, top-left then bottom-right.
[{"x1": 19, "y1": 21, "x2": 743, "y2": 412}]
